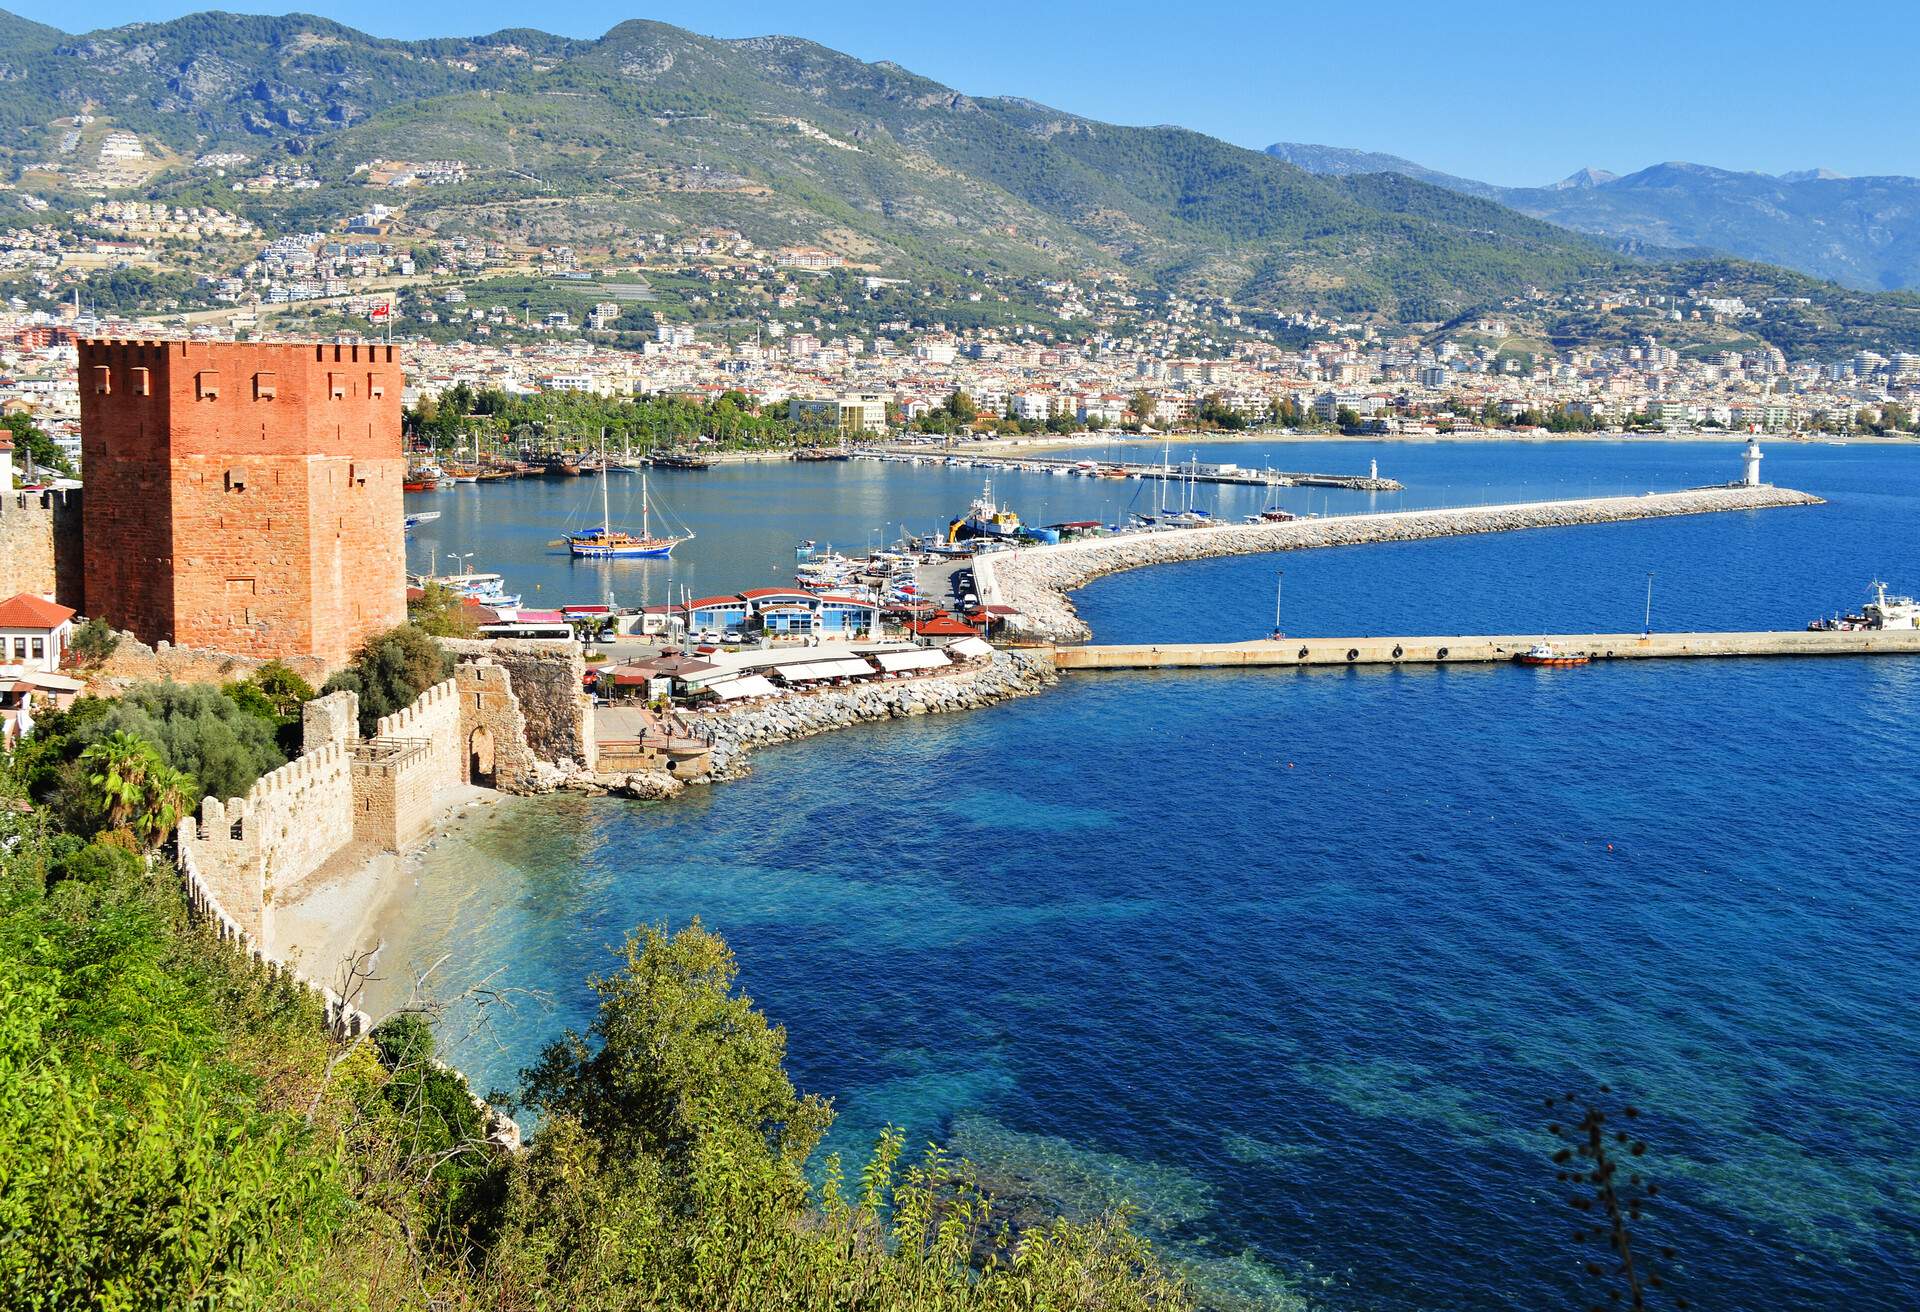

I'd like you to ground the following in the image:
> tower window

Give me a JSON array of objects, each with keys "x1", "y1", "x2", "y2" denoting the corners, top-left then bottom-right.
[
  {"x1": 254, "y1": 372, "x2": 276, "y2": 400},
  {"x1": 328, "y1": 372, "x2": 347, "y2": 400},
  {"x1": 130, "y1": 366, "x2": 150, "y2": 396},
  {"x1": 224, "y1": 468, "x2": 249, "y2": 492},
  {"x1": 196, "y1": 370, "x2": 220, "y2": 400},
  {"x1": 90, "y1": 365, "x2": 110, "y2": 395}
]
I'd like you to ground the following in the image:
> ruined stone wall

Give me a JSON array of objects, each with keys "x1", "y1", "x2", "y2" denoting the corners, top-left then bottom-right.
[
  {"x1": 0, "y1": 488, "x2": 73, "y2": 603},
  {"x1": 455, "y1": 659, "x2": 537, "y2": 791},
  {"x1": 180, "y1": 741, "x2": 353, "y2": 950},
  {"x1": 443, "y1": 639, "x2": 593, "y2": 768}
]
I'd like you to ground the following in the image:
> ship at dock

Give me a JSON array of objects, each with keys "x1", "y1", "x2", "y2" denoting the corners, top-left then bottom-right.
[
  {"x1": 947, "y1": 480, "x2": 1058, "y2": 545},
  {"x1": 1808, "y1": 580, "x2": 1920, "y2": 631}
]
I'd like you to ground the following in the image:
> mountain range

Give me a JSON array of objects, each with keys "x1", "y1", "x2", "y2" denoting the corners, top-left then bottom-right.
[
  {"x1": 0, "y1": 10, "x2": 1629, "y2": 324},
  {"x1": 1, "y1": 10, "x2": 1916, "y2": 351},
  {"x1": 1266, "y1": 143, "x2": 1920, "y2": 292}
]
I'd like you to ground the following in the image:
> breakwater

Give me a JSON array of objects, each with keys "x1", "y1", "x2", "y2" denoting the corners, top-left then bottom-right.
[
  {"x1": 1054, "y1": 627, "x2": 1920, "y2": 670},
  {"x1": 976, "y1": 484, "x2": 1824, "y2": 643},
  {"x1": 696, "y1": 650, "x2": 1057, "y2": 779}
]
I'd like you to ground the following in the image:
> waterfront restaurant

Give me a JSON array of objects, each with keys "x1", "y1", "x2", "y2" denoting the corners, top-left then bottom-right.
[{"x1": 672, "y1": 589, "x2": 883, "y2": 642}]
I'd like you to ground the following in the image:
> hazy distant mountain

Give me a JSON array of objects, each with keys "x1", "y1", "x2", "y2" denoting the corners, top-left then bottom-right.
[{"x1": 1266, "y1": 143, "x2": 1920, "y2": 291}]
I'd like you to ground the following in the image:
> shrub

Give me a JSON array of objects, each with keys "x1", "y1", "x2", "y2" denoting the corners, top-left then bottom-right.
[
  {"x1": 78, "y1": 683, "x2": 287, "y2": 803},
  {"x1": 323, "y1": 625, "x2": 452, "y2": 737},
  {"x1": 66, "y1": 617, "x2": 119, "y2": 668}
]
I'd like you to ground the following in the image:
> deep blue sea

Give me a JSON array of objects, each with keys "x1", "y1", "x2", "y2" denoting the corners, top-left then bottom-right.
[{"x1": 382, "y1": 441, "x2": 1920, "y2": 1311}]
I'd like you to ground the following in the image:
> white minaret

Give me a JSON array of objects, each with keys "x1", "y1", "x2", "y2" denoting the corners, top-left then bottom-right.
[{"x1": 1742, "y1": 437, "x2": 1763, "y2": 488}]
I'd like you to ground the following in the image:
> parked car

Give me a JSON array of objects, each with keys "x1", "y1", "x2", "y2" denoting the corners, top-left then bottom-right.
[
  {"x1": 699, "y1": 630, "x2": 721, "y2": 644},
  {"x1": 723, "y1": 629, "x2": 744, "y2": 644}
]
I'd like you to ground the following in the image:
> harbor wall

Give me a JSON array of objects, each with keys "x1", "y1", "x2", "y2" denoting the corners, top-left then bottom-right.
[
  {"x1": 1053, "y1": 628, "x2": 1920, "y2": 671},
  {"x1": 975, "y1": 484, "x2": 1824, "y2": 644}
]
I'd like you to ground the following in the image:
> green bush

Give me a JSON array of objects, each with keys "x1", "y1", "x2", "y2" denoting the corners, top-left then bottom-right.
[
  {"x1": 77, "y1": 683, "x2": 287, "y2": 804},
  {"x1": 324, "y1": 624, "x2": 452, "y2": 737}
]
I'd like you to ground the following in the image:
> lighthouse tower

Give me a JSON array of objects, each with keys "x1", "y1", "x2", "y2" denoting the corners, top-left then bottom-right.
[{"x1": 1741, "y1": 437, "x2": 1764, "y2": 487}]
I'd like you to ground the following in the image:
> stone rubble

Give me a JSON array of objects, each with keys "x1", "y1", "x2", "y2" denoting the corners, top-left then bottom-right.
[
  {"x1": 977, "y1": 484, "x2": 1825, "y2": 643},
  {"x1": 696, "y1": 650, "x2": 1059, "y2": 780}
]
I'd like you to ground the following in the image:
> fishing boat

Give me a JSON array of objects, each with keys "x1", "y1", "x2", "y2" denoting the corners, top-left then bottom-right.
[
  {"x1": 1514, "y1": 642, "x2": 1589, "y2": 667},
  {"x1": 567, "y1": 436, "x2": 691, "y2": 559},
  {"x1": 948, "y1": 479, "x2": 1063, "y2": 544},
  {"x1": 403, "y1": 510, "x2": 441, "y2": 534}
]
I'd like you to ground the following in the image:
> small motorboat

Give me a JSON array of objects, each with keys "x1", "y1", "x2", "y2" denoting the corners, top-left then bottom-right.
[{"x1": 1514, "y1": 642, "x2": 1589, "y2": 667}]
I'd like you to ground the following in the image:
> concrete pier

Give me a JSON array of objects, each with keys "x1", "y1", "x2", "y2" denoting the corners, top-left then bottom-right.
[
  {"x1": 976, "y1": 484, "x2": 1824, "y2": 643},
  {"x1": 1051, "y1": 628, "x2": 1920, "y2": 671}
]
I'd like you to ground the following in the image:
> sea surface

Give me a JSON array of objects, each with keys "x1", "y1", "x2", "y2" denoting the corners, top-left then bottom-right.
[{"x1": 382, "y1": 442, "x2": 1920, "y2": 1311}]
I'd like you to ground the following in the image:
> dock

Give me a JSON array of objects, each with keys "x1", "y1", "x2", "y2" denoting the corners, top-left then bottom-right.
[{"x1": 1049, "y1": 629, "x2": 1920, "y2": 670}]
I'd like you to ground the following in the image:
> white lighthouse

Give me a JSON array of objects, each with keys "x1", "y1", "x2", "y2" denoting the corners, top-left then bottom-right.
[{"x1": 1741, "y1": 437, "x2": 1764, "y2": 488}]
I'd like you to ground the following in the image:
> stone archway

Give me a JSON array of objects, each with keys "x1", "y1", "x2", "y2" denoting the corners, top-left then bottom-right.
[{"x1": 469, "y1": 726, "x2": 496, "y2": 787}]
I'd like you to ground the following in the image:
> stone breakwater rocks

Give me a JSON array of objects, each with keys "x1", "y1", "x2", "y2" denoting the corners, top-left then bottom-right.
[
  {"x1": 979, "y1": 485, "x2": 1825, "y2": 643},
  {"x1": 698, "y1": 650, "x2": 1059, "y2": 780}
]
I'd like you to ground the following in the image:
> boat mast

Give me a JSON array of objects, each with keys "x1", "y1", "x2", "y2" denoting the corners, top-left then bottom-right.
[
  {"x1": 599, "y1": 428, "x2": 611, "y2": 538},
  {"x1": 642, "y1": 471, "x2": 651, "y2": 541}
]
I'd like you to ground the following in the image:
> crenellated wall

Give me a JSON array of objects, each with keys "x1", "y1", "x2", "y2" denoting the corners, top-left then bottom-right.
[
  {"x1": 178, "y1": 661, "x2": 539, "y2": 962},
  {"x1": 0, "y1": 487, "x2": 83, "y2": 609},
  {"x1": 184, "y1": 740, "x2": 353, "y2": 947},
  {"x1": 375, "y1": 676, "x2": 464, "y2": 784}
]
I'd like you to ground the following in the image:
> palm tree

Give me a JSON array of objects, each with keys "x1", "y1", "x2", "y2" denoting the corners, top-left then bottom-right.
[{"x1": 80, "y1": 731, "x2": 199, "y2": 848}]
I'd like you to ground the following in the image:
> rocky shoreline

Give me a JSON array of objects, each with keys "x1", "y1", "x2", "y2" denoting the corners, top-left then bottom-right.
[
  {"x1": 976, "y1": 484, "x2": 1824, "y2": 643},
  {"x1": 698, "y1": 649, "x2": 1058, "y2": 780}
]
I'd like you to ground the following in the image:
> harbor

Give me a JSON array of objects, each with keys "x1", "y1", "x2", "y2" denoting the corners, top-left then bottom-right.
[{"x1": 863, "y1": 442, "x2": 1403, "y2": 490}]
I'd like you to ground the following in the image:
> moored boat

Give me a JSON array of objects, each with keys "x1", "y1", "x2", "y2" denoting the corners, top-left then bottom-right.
[{"x1": 1514, "y1": 643, "x2": 1589, "y2": 667}]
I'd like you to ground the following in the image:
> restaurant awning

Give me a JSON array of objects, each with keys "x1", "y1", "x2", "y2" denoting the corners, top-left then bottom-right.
[
  {"x1": 944, "y1": 636, "x2": 994, "y2": 660},
  {"x1": 775, "y1": 658, "x2": 875, "y2": 683},
  {"x1": 708, "y1": 674, "x2": 780, "y2": 701},
  {"x1": 875, "y1": 648, "x2": 951, "y2": 673}
]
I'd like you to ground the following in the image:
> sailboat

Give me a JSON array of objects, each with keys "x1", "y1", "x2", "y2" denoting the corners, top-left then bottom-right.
[
  {"x1": 1269, "y1": 570, "x2": 1285, "y2": 640},
  {"x1": 568, "y1": 433, "x2": 692, "y2": 559}
]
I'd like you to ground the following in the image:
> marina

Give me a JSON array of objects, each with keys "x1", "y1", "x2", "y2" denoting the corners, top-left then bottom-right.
[{"x1": 864, "y1": 442, "x2": 1404, "y2": 490}]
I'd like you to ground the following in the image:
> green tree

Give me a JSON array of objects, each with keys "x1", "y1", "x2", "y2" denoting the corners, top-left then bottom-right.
[
  {"x1": 78, "y1": 731, "x2": 197, "y2": 846},
  {"x1": 1128, "y1": 389, "x2": 1157, "y2": 427},
  {"x1": 1, "y1": 414, "x2": 71, "y2": 479},
  {"x1": 324, "y1": 625, "x2": 453, "y2": 736},
  {"x1": 66, "y1": 618, "x2": 119, "y2": 668},
  {"x1": 408, "y1": 581, "x2": 480, "y2": 638},
  {"x1": 81, "y1": 683, "x2": 287, "y2": 803}
]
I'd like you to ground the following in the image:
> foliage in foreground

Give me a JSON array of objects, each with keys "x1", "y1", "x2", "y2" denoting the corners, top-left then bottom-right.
[{"x1": 0, "y1": 744, "x2": 1190, "y2": 1309}]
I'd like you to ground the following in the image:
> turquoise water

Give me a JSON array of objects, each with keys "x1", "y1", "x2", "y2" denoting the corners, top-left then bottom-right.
[{"x1": 382, "y1": 444, "x2": 1920, "y2": 1310}]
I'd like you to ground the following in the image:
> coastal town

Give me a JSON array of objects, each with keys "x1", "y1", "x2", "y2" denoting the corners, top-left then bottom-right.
[{"x1": 8, "y1": 11, "x2": 1920, "y2": 1312}]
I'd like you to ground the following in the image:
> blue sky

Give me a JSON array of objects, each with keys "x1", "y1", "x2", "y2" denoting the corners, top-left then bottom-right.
[{"x1": 30, "y1": 1, "x2": 1919, "y2": 186}]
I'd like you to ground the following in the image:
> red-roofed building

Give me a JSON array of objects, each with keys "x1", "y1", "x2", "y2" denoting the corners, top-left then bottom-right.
[{"x1": 0, "y1": 592, "x2": 76, "y2": 673}]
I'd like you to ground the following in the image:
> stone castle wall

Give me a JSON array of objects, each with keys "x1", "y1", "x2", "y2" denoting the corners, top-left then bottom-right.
[
  {"x1": 0, "y1": 488, "x2": 82, "y2": 608},
  {"x1": 442, "y1": 638, "x2": 594, "y2": 769},
  {"x1": 179, "y1": 661, "x2": 537, "y2": 959},
  {"x1": 184, "y1": 740, "x2": 354, "y2": 947}
]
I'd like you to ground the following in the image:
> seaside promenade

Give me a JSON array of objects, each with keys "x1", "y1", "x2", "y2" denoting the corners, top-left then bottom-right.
[{"x1": 971, "y1": 483, "x2": 1824, "y2": 643}]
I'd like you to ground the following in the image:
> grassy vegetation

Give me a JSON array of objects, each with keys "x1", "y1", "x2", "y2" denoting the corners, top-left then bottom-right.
[{"x1": 0, "y1": 664, "x2": 1195, "y2": 1307}]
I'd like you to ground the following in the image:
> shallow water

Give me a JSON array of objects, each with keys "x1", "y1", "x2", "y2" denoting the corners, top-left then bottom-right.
[{"x1": 380, "y1": 443, "x2": 1920, "y2": 1310}]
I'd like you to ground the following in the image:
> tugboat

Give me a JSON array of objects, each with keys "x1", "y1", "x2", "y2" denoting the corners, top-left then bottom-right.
[{"x1": 1514, "y1": 642, "x2": 1590, "y2": 667}]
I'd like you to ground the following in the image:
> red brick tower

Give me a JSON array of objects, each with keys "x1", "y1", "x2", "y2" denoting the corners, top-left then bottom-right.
[{"x1": 78, "y1": 339, "x2": 406, "y2": 670}]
